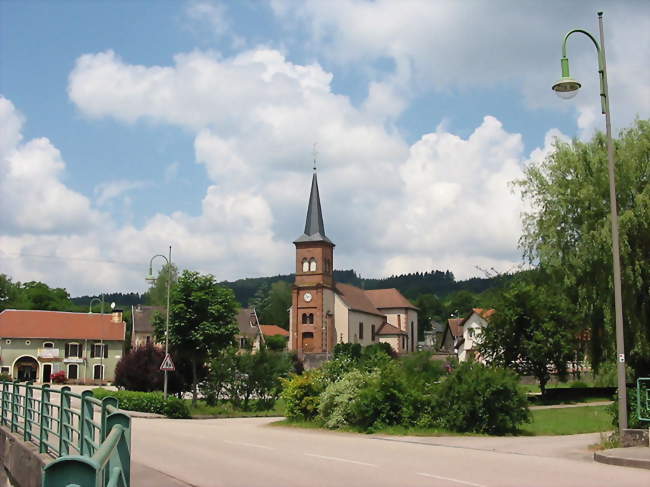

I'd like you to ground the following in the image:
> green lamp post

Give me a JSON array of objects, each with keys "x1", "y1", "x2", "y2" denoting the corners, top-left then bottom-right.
[
  {"x1": 146, "y1": 246, "x2": 172, "y2": 400},
  {"x1": 552, "y1": 11, "x2": 627, "y2": 430}
]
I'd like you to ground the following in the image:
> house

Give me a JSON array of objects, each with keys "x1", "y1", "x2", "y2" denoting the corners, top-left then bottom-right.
[
  {"x1": 235, "y1": 308, "x2": 262, "y2": 350},
  {"x1": 420, "y1": 320, "x2": 446, "y2": 350},
  {"x1": 259, "y1": 325, "x2": 289, "y2": 339},
  {"x1": 0, "y1": 309, "x2": 126, "y2": 384},
  {"x1": 439, "y1": 317, "x2": 463, "y2": 353},
  {"x1": 131, "y1": 304, "x2": 164, "y2": 348},
  {"x1": 288, "y1": 170, "x2": 418, "y2": 357},
  {"x1": 457, "y1": 308, "x2": 495, "y2": 363}
]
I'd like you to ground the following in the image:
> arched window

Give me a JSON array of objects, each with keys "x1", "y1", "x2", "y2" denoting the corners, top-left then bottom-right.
[
  {"x1": 302, "y1": 313, "x2": 309, "y2": 324},
  {"x1": 308, "y1": 313, "x2": 314, "y2": 324},
  {"x1": 93, "y1": 364, "x2": 104, "y2": 381},
  {"x1": 302, "y1": 258, "x2": 309, "y2": 272},
  {"x1": 309, "y1": 258, "x2": 317, "y2": 272}
]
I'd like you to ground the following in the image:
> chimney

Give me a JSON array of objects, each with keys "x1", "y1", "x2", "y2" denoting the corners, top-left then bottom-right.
[{"x1": 111, "y1": 309, "x2": 123, "y2": 323}]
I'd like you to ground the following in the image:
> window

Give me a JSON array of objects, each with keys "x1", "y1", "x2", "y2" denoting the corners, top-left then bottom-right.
[
  {"x1": 65, "y1": 343, "x2": 82, "y2": 358},
  {"x1": 93, "y1": 364, "x2": 104, "y2": 380},
  {"x1": 308, "y1": 313, "x2": 314, "y2": 324},
  {"x1": 67, "y1": 364, "x2": 78, "y2": 380},
  {"x1": 468, "y1": 328, "x2": 475, "y2": 338},
  {"x1": 358, "y1": 322, "x2": 364, "y2": 340},
  {"x1": 309, "y1": 258, "x2": 317, "y2": 272},
  {"x1": 371, "y1": 325, "x2": 376, "y2": 341},
  {"x1": 302, "y1": 313, "x2": 308, "y2": 324},
  {"x1": 239, "y1": 337, "x2": 248, "y2": 348},
  {"x1": 43, "y1": 342, "x2": 54, "y2": 348},
  {"x1": 0, "y1": 367, "x2": 9, "y2": 375},
  {"x1": 302, "y1": 258, "x2": 309, "y2": 272},
  {"x1": 91, "y1": 343, "x2": 108, "y2": 359}
]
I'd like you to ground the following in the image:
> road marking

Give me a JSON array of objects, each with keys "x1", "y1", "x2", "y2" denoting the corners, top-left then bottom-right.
[
  {"x1": 417, "y1": 472, "x2": 487, "y2": 487},
  {"x1": 222, "y1": 440, "x2": 275, "y2": 450},
  {"x1": 304, "y1": 453, "x2": 378, "y2": 467}
]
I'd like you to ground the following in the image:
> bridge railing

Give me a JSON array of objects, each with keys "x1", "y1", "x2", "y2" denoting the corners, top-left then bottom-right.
[
  {"x1": 638, "y1": 377, "x2": 650, "y2": 422},
  {"x1": 0, "y1": 380, "x2": 130, "y2": 487}
]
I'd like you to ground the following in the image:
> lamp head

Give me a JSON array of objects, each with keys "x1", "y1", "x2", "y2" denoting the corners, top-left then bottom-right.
[{"x1": 552, "y1": 77, "x2": 581, "y2": 99}]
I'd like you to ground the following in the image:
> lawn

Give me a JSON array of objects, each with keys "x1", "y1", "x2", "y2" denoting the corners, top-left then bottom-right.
[
  {"x1": 187, "y1": 399, "x2": 285, "y2": 418},
  {"x1": 520, "y1": 405, "x2": 612, "y2": 436}
]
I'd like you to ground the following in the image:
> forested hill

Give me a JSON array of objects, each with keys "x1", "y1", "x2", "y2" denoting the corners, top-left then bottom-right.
[
  {"x1": 219, "y1": 269, "x2": 512, "y2": 307},
  {"x1": 71, "y1": 292, "x2": 145, "y2": 307}
]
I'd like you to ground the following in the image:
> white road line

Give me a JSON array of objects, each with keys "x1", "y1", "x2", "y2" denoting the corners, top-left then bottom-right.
[
  {"x1": 222, "y1": 439, "x2": 275, "y2": 450},
  {"x1": 417, "y1": 472, "x2": 487, "y2": 487},
  {"x1": 304, "y1": 453, "x2": 378, "y2": 467}
]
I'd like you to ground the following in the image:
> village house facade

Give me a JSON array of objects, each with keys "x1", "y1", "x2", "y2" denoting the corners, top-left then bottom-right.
[
  {"x1": 288, "y1": 170, "x2": 418, "y2": 356},
  {"x1": 131, "y1": 304, "x2": 164, "y2": 348},
  {"x1": 0, "y1": 309, "x2": 126, "y2": 384}
]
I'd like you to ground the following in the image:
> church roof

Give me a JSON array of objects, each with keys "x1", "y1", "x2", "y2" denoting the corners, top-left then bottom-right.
[
  {"x1": 376, "y1": 321, "x2": 407, "y2": 336},
  {"x1": 335, "y1": 283, "x2": 385, "y2": 317},
  {"x1": 294, "y1": 171, "x2": 333, "y2": 245},
  {"x1": 365, "y1": 288, "x2": 419, "y2": 310}
]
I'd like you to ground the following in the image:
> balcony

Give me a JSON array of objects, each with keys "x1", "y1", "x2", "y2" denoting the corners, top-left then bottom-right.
[{"x1": 37, "y1": 348, "x2": 60, "y2": 359}]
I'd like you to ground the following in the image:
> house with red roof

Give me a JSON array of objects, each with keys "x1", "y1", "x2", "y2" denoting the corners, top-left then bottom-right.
[
  {"x1": 0, "y1": 308, "x2": 126, "y2": 384},
  {"x1": 457, "y1": 308, "x2": 495, "y2": 363},
  {"x1": 288, "y1": 170, "x2": 418, "y2": 358}
]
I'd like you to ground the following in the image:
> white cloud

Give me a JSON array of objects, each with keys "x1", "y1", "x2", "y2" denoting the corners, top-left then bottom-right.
[{"x1": 94, "y1": 180, "x2": 148, "y2": 206}]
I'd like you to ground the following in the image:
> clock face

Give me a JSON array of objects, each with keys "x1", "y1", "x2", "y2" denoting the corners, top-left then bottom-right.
[{"x1": 303, "y1": 292, "x2": 313, "y2": 302}]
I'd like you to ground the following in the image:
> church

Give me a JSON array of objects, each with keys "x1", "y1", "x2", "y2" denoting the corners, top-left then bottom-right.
[{"x1": 288, "y1": 170, "x2": 419, "y2": 358}]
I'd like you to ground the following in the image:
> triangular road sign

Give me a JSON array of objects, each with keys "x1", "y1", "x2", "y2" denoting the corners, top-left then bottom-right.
[{"x1": 160, "y1": 353, "x2": 175, "y2": 371}]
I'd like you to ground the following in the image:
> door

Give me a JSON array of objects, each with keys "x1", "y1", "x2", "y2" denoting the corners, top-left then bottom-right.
[
  {"x1": 302, "y1": 332, "x2": 315, "y2": 352},
  {"x1": 42, "y1": 364, "x2": 52, "y2": 383}
]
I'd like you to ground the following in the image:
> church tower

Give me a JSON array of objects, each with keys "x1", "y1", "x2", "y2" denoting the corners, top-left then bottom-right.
[{"x1": 290, "y1": 169, "x2": 335, "y2": 355}]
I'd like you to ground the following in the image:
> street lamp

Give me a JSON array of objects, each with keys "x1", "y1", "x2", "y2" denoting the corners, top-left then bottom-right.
[
  {"x1": 88, "y1": 296, "x2": 104, "y2": 314},
  {"x1": 552, "y1": 11, "x2": 627, "y2": 430},
  {"x1": 146, "y1": 246, "x2": 172, "y2": 400}
]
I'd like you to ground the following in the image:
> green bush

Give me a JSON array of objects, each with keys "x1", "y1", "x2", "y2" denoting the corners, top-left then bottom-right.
[
  {"x1": 399, "y1": 352, "x2": 445, "y2": 387},
  {"x1": 319, "y1": 369, "x2": 375, "y2": 429},
  {"x1": 92, "y1": 388, "x2": 190, "y2": 419},
  {"x1": 432, "y1": 362, "x2": 530, "y2": 435},
  {"x1": 609, "y1": 386, "x2": 649, "y2": 430},
  {"x1": 333, "y1": 343, "x2": 362, "y2": 360},
  {"x1": 281, "y1": 372, "x2": 325, "y2": 421},
  {"x1": 265, "y1": 335, "x2": 289, "y2": 351},
  {"x1": 0, "y1": 373, "x2": 10, "y2": 382},
  {"x1": 569, "y1": 380, "x2": 589, "y2": 388}
]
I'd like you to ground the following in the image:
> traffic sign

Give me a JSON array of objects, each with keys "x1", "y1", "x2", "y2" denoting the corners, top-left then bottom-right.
[{"x1": 160, "y1": 354, "x2": 175, "y2": 371}]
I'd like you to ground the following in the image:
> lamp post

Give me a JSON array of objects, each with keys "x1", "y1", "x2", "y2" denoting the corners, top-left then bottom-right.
[
  {"x1": 146, "y1": 246, "x2": 172, "y2": 400},
  {"x1": 88, "y1": 296, "x2": 104, "y2": 314},
  {"x1": 552, "y1": 11, "x2": 627, "y2": 430}
]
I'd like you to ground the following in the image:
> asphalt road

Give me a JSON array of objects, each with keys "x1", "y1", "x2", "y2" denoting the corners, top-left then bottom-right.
[{"x1": 130, "y1": 417, "x2": 649, "y2": 487}]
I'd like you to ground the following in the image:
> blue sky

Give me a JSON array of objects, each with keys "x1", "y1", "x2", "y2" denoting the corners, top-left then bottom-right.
[{"x1": 1, "y1": 0, "x2": 648, "y2": 296}]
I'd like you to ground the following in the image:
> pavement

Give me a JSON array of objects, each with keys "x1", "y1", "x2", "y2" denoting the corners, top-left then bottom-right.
[
  {"x1": 129, "y1": 417, "x2": 650, "y2": 486},
  {"x1": 594, "y1": 446, "x2": 650, "y2": 470},
  {"x1": 529, "y1": 400, "x2": 613, "y2": 410}
]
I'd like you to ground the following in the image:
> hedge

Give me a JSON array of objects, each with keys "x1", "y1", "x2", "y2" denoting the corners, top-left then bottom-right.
[{"x1": 92, "y1": 388, "x2": 190, "y2": 419}]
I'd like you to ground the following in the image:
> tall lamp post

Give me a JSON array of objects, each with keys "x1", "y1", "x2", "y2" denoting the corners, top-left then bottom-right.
[
  {"x1": 146, "y1": 246, "x2": 172, "y2": 400},
  {"x1": 552, "y1": 11, "x2": 627, "y2": 430}
]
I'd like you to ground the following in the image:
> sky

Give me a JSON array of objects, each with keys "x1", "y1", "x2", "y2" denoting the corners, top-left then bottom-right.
[{"x1": 0, "y1": 0, "x2": 649, "y2": 297}]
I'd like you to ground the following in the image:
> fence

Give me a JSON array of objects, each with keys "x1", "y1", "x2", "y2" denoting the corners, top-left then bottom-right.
[
  {"x1": 0, "y1": 380, "x2": 130, "y2": 487},
  {"x1": 638, "y1": 377, "x2": 650, "y2": 422}
]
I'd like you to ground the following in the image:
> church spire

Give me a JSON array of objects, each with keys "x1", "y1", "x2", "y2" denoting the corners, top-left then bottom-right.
[{"x1": 294, "y1": 169, "x2": 333, "y2": 245}]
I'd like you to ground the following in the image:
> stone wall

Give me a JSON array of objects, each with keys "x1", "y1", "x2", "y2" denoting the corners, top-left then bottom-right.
[{"x1": 0, "y1": 426, "x2": 47, "y2": 487}]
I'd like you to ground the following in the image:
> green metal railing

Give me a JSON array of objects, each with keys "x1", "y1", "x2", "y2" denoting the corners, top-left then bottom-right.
[
  {"x1": 638, "y1": 377, "x2": 650, "y2": 422},
  {"x1": 0, "y1": 380, "x2": 130, "y2": 487}
]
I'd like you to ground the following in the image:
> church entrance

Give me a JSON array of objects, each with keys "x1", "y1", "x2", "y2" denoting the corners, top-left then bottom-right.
[
  {"x1": 14, "y1": 356, "x2": 39, "y2": 382},
  {"x1": 302, "y1": 332, "x2": 315, "y2": 352}
]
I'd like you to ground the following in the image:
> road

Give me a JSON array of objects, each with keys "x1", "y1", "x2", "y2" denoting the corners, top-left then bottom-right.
[{"x1": 130, "y1": 417, "x2": 649, "y2": 487}]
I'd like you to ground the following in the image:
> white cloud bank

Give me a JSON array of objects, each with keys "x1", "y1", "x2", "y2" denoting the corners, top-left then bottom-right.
[{"x1": 1, "y1": 39, "x2": 575, "y2": 295}]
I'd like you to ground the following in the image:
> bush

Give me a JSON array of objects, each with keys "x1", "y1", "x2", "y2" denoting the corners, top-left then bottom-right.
[
  {"x1": 569, "y1": 380, "x2": 589, "y2": 388},
  {"x1": 114, "y1": 343, "x2": 189, "y2": 394},
  {"x1": 333, "y1": 343, "x2": 362, "y2": 360},
  {"x1": 432, "y1": 362, "x2": 530, "y2": 435},
  {"x1": 319, "y1": 369, "x2": 375, "y2": 429},
  {"x1": 92, "y1": 388, "x2": 190, "y2": 419},
  {"x1": 265, "y1": 335, "x2": 288, "y2": 351},
  {"x1": 609, "y1": 386, "x2": 649, "y2": 430},
  {"x1": 0, "y1": 373, "x2": 11, "y2": 382},
  {"x1": 399, "y1": 352, "x2": 445, "y2": 387},
  {"x1": 281, "y1": 372, "x2": 325, "y2": 421},
  {"x1": 51, "y1": 371, "x2": 66, "y2": 384}
]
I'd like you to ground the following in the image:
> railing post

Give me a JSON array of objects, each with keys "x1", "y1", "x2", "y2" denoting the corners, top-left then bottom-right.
[
  {"x1": 24, "y1": 381, "x2": 34, "y2": 441},
  {"x1": 101, "y1": 397, "x2": 118, "y2": 442},
  {"x1": 80, "y1": 390, "x2": 95, "y2": 456},
  {"x1": 58, "y1": 385, "x2": 72, "y2": 456},
  {"x1": 11, "y1": 381, "x2": 20, "y2": 433},
  {"x1": 42, "y1": 456, "x2": 100, "y2": 487},
  {"x1": 39, "y1": 384, "x2": 51, "y2": 454},
  {"x1": 0, "y1": 381, "x2": 7, "y2": 425},
  {"x1": 106, "y1": 410, "x2": 131, "y2": 487}
]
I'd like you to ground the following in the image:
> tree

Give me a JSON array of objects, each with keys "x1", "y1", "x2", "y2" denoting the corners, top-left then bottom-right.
[
  {"x1": 146, "y1": 263, "x2": 178, "y2": 307},
  {"x1": 478, "y1": 274, "x2": 575, "y2": 395},
  {"x1": 415, "y1": 294, "x2": 445, "y2": 340},
  {"x1": 114, "y1": 343, "x2": 188, "y2": 394},
  {"x1": 517, "y1": 120, "x2": 650, "y2": 377},
  {"x1": 444, "y1": 290, "x2": 477, "y2": 319},
  {"x1": 153, "y1": 270, "x2": 239, "y2": 405}
]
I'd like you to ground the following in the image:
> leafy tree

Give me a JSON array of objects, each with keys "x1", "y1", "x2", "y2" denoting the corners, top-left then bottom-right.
[
  {"x1": 0, "y1": 274, "x2": 19, "y2": 311},
  {"x1": 265, "y1": 334, "x2": 288, "y2": 351},
  {"x1": 517, "y1": 119, "x2": 650, "y2": 376},
  {"x1": 479, "y1": 274, "x2": 575, "y2": 395},
  {"x1": 444, "y1": 290, "x2": 478, "y2": 319},
  {"x1": 114, "y1": 343, "x2": 187, "y2": 394},
  {"x1": 415, "y1": 293, "x2": 445, "y2": 340},
  {"x1": 153, "y1": 270, "x2": 239, "y2": 405},
  {"x1": 146, "y1": 263, "x2": 178, "y2": 307}
]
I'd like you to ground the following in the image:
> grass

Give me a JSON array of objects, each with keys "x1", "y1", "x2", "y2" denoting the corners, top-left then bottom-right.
[
  {"x1": 187, "y1": 399, "x2": 285, "y2": 418},
  {"x1": 520, "y1": 405, "x2": 612, "y2": 436}
]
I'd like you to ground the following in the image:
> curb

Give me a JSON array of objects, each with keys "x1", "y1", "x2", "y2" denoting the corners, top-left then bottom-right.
[{"x1": 593, "y1": 450, "x2": 650, "y2": 470}]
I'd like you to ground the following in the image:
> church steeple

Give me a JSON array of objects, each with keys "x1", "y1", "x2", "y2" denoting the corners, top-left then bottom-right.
[{"x1": 294, "y1": 170, "x2": 334, "y2": 245}]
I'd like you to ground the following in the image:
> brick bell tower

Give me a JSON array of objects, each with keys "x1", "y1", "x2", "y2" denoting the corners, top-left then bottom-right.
[{"x1": 291, "y1": 168, "x2": 335, "y2": 355}]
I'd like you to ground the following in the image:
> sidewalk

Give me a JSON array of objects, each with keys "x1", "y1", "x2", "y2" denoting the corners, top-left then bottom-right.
[
  {"x1": 530, "y1": 400, "x2": 613, "y2": 410},
  {"x1": 594, "y1": 446, "x2": 650, "y2": 470}
]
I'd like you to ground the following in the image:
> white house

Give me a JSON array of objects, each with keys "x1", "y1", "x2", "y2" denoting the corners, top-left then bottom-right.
[{"x1": 457, "y1": 308, "x2": 494, "y2": 363}]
